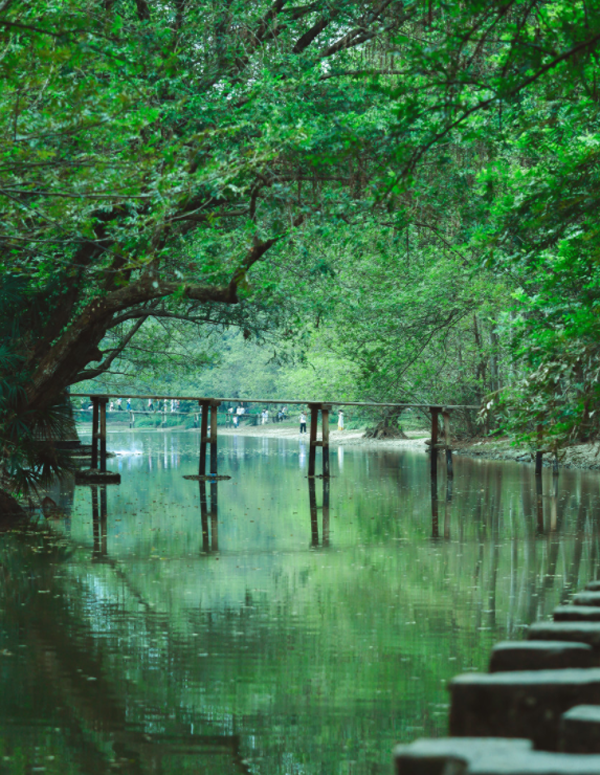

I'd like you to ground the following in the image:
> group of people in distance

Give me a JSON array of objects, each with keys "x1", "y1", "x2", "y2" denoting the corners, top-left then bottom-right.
[
  {"x1": 96, "y1": 398, "x2": 182, "y2": 413},
  {"x1": 86, "y1": 399, "x2": 346, "y2": 431}
]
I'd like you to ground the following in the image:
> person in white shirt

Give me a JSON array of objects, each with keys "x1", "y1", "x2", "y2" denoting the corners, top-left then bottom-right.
[
  {"x1": 299, "y1": 411, "x2": 307, "y2": 433},
  {"x1": 338, "y1": 410, "x2": 345, "y2": 430}
]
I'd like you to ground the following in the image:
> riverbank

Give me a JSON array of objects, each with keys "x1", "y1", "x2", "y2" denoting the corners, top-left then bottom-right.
[
  {"x1": 220, "y1": 425, "x2": 600, "y2": 471},
  {"x1": 218, "y1": 424, "x2": 430, "y2": 449},
  {"x1": 77, "y1": 422, "x2": 600, "y2": 470},
  {"x1": 454, "y1": 437, "x2": 600, "y2": 470}
]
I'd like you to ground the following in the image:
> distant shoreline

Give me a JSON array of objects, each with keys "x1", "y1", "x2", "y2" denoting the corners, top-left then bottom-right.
[{"x1": 76, "y1": 421, "x2": 600, "y2": 469}]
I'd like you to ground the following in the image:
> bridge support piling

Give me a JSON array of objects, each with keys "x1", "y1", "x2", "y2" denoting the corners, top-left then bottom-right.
[
  {"x1": 98, "y1": 396, "x2": 108, "y2": 473},
  {"x1": 442, "y1": 409, "x2": 453, "y2": 477},
  {"x1": 308, "y1": 403, "x2": 319, "y2": 477},
  {"x1": 429, "y1": 406, "x2": 440, "y2": 479},
  {"x1": 91, "y1": 398, "x2": 99, "y2": 470},
  {"x1": 199, "y1": 401, "x2": 209, "y2": 476},
  {"x1": 210, "y1": 401, "x2": 220, "y2": 476},
  {"x1": 322, "y1": 404, "x2": 331, "y2": 477},
  {"x1": 308, "y1": 403, "x2": 331, "y2": 477},
  {"x1": 198, "y1": 399, "x2": 220, "y2": 477}
]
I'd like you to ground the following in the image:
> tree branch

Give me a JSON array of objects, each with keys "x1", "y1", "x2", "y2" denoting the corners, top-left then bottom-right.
[{"x1": 74, "y1": 315, "x2": 149, "y2": 381}]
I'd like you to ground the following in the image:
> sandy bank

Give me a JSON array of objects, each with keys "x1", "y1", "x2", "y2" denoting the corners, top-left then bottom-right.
[
  {"x1": 219, "y1": 424, "x2": 429, "y2": 450},
  {"x1": 221, "y1": 425, "x2": 600, "y2": 471}
]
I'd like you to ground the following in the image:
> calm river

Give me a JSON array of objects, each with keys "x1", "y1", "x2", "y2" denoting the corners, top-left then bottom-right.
[{"x1": 1, "y1": 430, "x2": 599, "y2": 775}]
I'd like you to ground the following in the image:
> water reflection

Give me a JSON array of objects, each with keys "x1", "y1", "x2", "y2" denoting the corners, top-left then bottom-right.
[
  {"x1": 2, "y1": 432, "x2": 600, "y2": 775},
  {"x1": 308, "y1": 478, "x2": 330, "y2": 548},
  {"x1": 199, "y1": 479, "x2": 219, "y2": 553}
]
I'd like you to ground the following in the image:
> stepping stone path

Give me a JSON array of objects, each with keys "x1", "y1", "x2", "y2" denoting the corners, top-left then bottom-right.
[{"x1": 394, "y1": 578, "x2": 600, "y2": 774}]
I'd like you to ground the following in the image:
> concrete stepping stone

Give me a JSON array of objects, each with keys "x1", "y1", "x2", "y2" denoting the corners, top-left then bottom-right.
[
  {"x1": 572, "y1": 592, "x2": 600, "y2": 607},
  {"x1": 554, "y1": 606, "x2": 600, "y2": 623},
  {"x1": 394, "y1": 737, "x2": 600, "y2": 774},
  {"x1": 584, "y1": 581, "x2": 600, "y2": 592},
  {"x1": 489, "y1": 641, "x2": 594, "y2": 672},
  {"x1": 394, "y1": 737, "x2": 532, "y2": 775},
  {"x1": 560, "y1": 704, "x2": 600, "y2": 754},
  {"x1": 529, "y1": 621, "x2": 600, "y2": 650},
  {"x1": 449, "y1": 668, "x2": 600, "y2": 750},
  {"x1": 469, "y1": 750, "x2": 600, "y2": 774}
]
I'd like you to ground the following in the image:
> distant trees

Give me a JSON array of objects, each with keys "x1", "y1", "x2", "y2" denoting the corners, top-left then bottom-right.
[{"x1": 3, "y1": 0, "x2": 600, "y2": 494}]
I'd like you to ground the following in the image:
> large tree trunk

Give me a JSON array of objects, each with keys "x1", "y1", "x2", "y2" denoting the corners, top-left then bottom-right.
[{"x1": 26, "y1": 277, "x2": 238, "y2": 412}]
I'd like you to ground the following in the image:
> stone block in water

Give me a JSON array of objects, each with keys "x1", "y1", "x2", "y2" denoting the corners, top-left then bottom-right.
[
  {"x1": 560, "y1": 704, "x2": 600, "y2": 754},
  {"x1": 469, "y1": 750, "x2": 600, "y2": 774},
  {"x1": 394, "y1": 737, "x2": 600, "y2": 774},
  {"x1": 554, "y1": 606, "x2": 600, "y2": 623},
  {"x1": 394, "y1": 737, "x2": 532, "y2": 775},
  {"x1": 572, "y1": 591, "x2": 600, "y2": 607},
  {"x1": 489, "y1": 641, "x2": 593, "y2": 672},
  {"x1": 449, "y1": 668, "x2": 600, "y2": 750},
  {"x1": 528, "y1": 621, "x2": 600, "y2": 650}
]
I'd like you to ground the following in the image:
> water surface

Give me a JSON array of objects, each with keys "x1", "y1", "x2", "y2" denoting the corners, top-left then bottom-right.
[{"x1": 1, "y1": 431, "x2": 599, "y2": 775}]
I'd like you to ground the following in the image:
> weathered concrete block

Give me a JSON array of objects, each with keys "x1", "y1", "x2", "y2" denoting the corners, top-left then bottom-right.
[
  {"x1": 394, "y1": 738, "x2": 531, "y2": 775},
  {"x1": 560, "y1": 704, "x2": 600, "y2": 754},
  {"x1": 572, "y1": 591, "x2": 600, "y2": 607},
  {"x1": 584, "y1": 580, "x2": 600, "y2": 592},
  {"x1": 469, "y1": 750, "x2": 600, "y2": 774},
  {"x1": 449, "y1": 669, "x2": 600, "y2": 751},
  {"x1": 528, "y1": 621, "x2": 600, "y2": 650},
  {"x1": 554, "y1": 606, "x2": 600, "y2": 623},
  {"x1": 394, "y1": 738, "x2": 600, "y2": 774},
  {"x1": 489, "y1": 641, "x2": 593, "y2": 672}
]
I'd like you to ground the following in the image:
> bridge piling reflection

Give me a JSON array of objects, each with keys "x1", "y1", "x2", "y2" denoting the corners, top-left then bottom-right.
[
  {"x1": 199, "y1": 480, "x2": 219, "y2": 553},
  {"x1": 91, "y1": 485, "x2": 107, "y2": 559},
  {"x1": 308, "y1": 477, "x2": 330, "y2": 548}
]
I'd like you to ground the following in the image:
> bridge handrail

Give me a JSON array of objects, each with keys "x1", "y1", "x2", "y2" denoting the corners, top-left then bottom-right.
[{"x1": 70, "y1": 393, "x2": 480, "y2": 410}]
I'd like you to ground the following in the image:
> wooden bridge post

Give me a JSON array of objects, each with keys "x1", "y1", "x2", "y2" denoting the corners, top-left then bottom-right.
[
  {"x1": 198, "y1": 400, "x2": 209, "y2": 476},
  {"x1": 322, "y1": 404, "x2": 331, "y2": 478},
  {"x1": 429, "y1": 405, "x2": 440, "y2": 479},
  {"x1": 91, "y1": 397, "x2": 99, "y2": 470},
  {"x1": 308, "y1": 403, "x2": 319, "y2": 477},
  {"x1": 210, "y1": 400, "x2": 220, "y2": 476},
  {"x1": 98, "y1": 396, "x2": 109, "y2": 473},
  {"x1": 442, "y1": 409, "x2": 453, "y2": 477}
]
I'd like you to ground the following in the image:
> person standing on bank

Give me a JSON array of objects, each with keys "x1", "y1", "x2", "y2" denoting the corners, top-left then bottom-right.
[
  {"x1": 299, "y1": 411, "x2": 307, "y2": 433},
  {"x1": 337, "y1": 410, "x2": 345, "y2": 431}
]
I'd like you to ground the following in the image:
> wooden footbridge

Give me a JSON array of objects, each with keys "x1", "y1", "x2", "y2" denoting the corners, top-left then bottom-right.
[{"x1": 71, "y1": 393, "x2": 481, "y2": 480}]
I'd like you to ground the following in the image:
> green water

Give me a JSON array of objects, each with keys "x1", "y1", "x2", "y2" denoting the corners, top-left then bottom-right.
[{"x1": 1, "y1": 431, "x2": 599, "y2": 775}]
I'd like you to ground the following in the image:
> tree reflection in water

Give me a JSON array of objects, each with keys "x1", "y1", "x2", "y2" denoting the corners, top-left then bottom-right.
[{"x1": 1, "y1": 433, "x2": 600, "y2": 775}]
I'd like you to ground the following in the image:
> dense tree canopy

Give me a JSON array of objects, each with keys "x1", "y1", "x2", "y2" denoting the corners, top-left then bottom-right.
[{"x1": 4, "y1": 0, "x2": 600, "y2": 492}]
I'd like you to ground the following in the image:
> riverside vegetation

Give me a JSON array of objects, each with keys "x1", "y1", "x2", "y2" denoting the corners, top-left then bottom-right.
[{"x1": 3, "y1": 0, "x2": 600, "y2": 501}]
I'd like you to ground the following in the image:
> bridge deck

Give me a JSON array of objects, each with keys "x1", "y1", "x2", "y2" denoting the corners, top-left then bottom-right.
[{"x1": 71, "y1": 393, "x2": 480, "y2": 410}]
